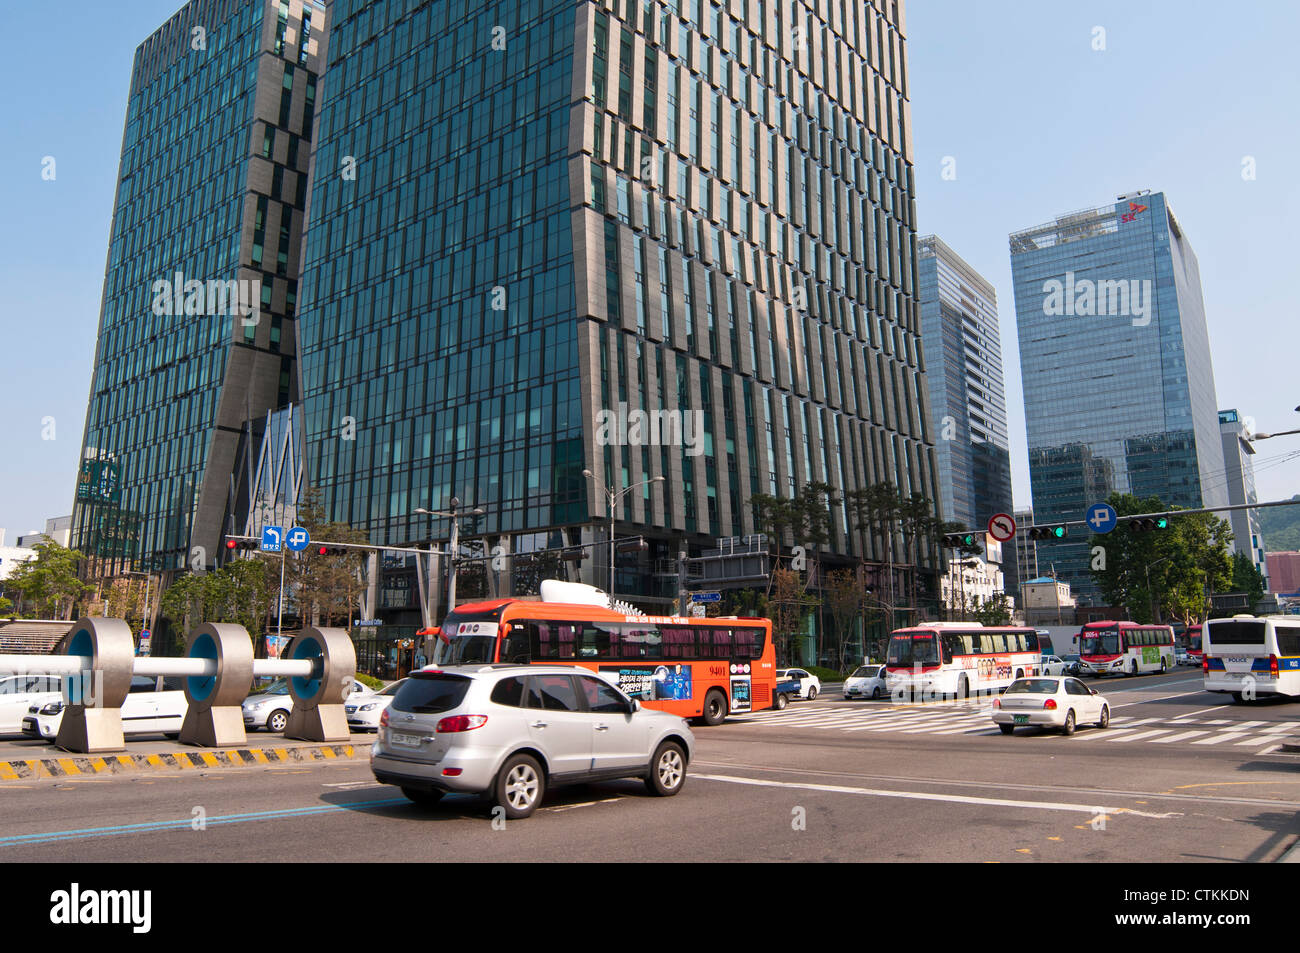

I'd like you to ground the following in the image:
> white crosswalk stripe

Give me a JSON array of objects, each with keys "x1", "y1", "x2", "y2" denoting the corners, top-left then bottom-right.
[{"x1": 731, "y1": 704, "x2": 1295, "y2": 748}]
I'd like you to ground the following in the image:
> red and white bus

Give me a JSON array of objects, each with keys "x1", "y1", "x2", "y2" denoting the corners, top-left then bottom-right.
[
  {"x1": 1077, "y1": 621, "x2": 1174, "y2": 677},
  {"x1": 430, "y1": 594, "x2": 775, "y2": 724},
  {"x1": 1180, "y1": 623, "x2": 1204, "y2": 665},
  {"x1": 884, "y1": 623, "x2": 1044, "y2": 699}
]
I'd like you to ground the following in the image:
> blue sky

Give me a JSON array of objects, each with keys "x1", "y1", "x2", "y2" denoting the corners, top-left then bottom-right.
[{"x1": 1, "y1": 1, "x2": 1296, "y2": 545}]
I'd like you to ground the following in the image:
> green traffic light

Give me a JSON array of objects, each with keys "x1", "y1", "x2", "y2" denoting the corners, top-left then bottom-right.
[
  {"x1": 1156, "y1": 517, "x2": 1168, "y2": 529},
  {"x1": 1052, "y1": 526, "x2": 1065, "y2": 538}
]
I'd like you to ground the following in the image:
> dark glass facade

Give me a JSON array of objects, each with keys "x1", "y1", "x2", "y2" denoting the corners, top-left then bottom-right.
[
  {"x1": 1010, "y1": 192, "x2": 1226, "y2": 604},
  {"x1": 73, "y1": 0, "x2": 326, "y2": 576}
]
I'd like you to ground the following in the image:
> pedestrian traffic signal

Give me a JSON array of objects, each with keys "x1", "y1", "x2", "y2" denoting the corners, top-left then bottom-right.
[
  {"x1": 942, "y1": 532, "x2": 977, "y2": 548},
  {"x1": 1027, "y1": 525, "x2": 1068, "y2": 540},
  {"x1": 1128, "y1": 517, "x2": 1169, "y2": 532}
]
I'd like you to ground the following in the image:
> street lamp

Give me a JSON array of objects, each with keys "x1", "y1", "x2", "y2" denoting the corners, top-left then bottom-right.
[
  {"x1": 1144, "y1": 555, "x2": 1173, "y2": 624},
  {"x1": 581, "y1": 469, "x2": 664, "y2": 606},
  {"x1": 414, "y1": 497, "x2": 485, "y2": 613},
  {"x1": 1250, "y1": 406, "x2": 1300, "y2": 441}
]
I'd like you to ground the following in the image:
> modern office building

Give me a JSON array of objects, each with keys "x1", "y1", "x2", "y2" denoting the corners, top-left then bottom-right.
[
  {"x1": 1009, "y1": 191, "x2": 1227, "y2": 604},
  {"x1": 71, "y1": 0, "x2": 327, "y2": 579},
  {"x1": 916, "y1": 235, "x2": 1012, "y2": 533},
  {"x1": 1012, "y1": 505, "x2": 1037, "y2": 606},
  {"x1": 1218, "y1": 409, "x2": 1269, "y2": 585},
  {"x1": 296, "y1": 0, "x2": 939, "y2": 620}
]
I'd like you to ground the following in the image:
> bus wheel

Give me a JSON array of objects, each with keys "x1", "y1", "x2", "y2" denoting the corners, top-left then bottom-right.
[
  {"x1": 956, "y1": 675, "x2": 968, "y2": 700},
  {"x1": 1159, "y1": 658, "x2": 1167, "y2": 673},
  {"x1": 1129, "y1": 660, "x2": 1138, "y2": 677},
  {"x1": 1015, "y1": 669, "x2": 1023, "y2": 680},
  {"x1": 702, "y1": 690, "x2": 728, "y2": 725}
]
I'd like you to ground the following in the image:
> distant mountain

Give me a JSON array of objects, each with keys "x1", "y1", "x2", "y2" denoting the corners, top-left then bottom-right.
[{"x1": 1259, "y1": 495, "x2": 1300, "y2": 551}]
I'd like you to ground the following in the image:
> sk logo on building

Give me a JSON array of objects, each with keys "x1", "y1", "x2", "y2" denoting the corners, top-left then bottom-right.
[{"x1": 1120, "y1": 201, "x2": 1148, "y2": 223}]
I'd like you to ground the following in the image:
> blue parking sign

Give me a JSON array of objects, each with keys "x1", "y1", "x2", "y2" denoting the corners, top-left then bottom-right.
[
  {"x1": 286, "y1": 526, "x2": 311, "y2": 552},
  {"x1": 261, "y1": 526, "x2": 283, "y2": 552},
  {"x1": 1085, "y1": 503, "x2": 1117, "y2": 534}
]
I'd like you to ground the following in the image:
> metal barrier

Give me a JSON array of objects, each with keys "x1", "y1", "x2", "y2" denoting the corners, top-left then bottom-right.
[{"x1": 0, "y1": 618, "x2": 356, "y2": 753}]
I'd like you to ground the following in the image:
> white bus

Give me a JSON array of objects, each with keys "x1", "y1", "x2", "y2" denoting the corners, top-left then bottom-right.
[
  {"x1": 1203, "y1": 615, "x2": 1300, "y2": 702},
  {"x1": 885, "y1": 623, "x2": 1043, "y2": 699}
]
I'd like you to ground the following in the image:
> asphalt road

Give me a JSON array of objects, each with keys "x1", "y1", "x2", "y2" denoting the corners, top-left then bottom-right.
[{"x1": 2, "y1": 670, "x2": 1298, "y2": 863}]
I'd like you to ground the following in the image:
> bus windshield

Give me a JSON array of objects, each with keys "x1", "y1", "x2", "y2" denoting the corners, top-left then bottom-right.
[
  {"x1": 1081, "y1": 631, "x2": 1120, "y2": 656},
  {"x1": 887, "y1": 633, "x2": 939, "y2": 666},
  {"x1": 435, "y1": 613, "x2": 503, "y2": 665}
]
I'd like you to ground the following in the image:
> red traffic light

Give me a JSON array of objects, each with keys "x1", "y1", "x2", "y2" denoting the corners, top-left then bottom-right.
[
  {"x1": 317, "y1": 545, "x2": 329, "y2": 555},
  {"x1": 226, "y1": 539, "x2": 238, "y2": 550}
]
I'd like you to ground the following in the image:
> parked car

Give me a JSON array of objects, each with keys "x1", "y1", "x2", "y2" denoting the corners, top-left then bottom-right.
[
  {"x1": 22, "y1": 675, "x2": 188, "y2": 741},
  {"x1": 1039, "y1": 655, "x2": 1067, "y2": 675},
  {"x1": 991, "y1": 677, "x2": 1110, "y2": 736},
  {"x1": 775, "y1": 668, "x2": 821, "y2": 700},
  {"x1": 0, "y1": 674, "x2": 63, "y2": 735},
  {"x1": 371, "y1": 665, "x2": 694, "y2": 819},
  {"x1": 843, "y1": 664, "x2": 888, "y2": 700},
  {"x1": 346, "y1": 679, "x2": 406, "y2": 732},
  {"x1": 244, "y1": 676, "x2": 375, "y2": 732}
]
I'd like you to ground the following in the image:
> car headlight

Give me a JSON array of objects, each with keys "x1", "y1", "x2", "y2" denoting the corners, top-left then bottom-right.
[
  {"x1": 40, "y1": 702, "x2": 64, "y2": 715},
  {"x1": 359, "y1": 703, "x2": 378, "y2": 712}
]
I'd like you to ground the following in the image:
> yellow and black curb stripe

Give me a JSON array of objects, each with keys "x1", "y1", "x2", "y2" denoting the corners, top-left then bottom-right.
[{"x1": 0, "y1": 744, "x2": 362, "y2": 781}]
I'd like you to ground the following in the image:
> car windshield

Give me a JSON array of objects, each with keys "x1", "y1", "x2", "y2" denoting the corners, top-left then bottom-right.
[
  {"x1": 852, "y1": 666, "x2": 880, "y2": 678},
  {"x1": 257, "y1": 678, "x2": 290, "y2": 696},
  {"x1": 1006, "y1": 679, "x2": 1059, "y2": 694},
  {"x1": 379, "y1": 681, "x2": 404, "y2": 696}
]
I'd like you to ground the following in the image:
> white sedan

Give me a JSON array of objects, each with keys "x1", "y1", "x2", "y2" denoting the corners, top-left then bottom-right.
[
  {"x1": 991, "y1": 677, "x2": 1111, "y2": 736},
  {"x1": 775, "y1": 668, "x2": 821, "y2": 701},
  {"x1": 345, "y1": 679, "x2": 405, "y2": 732}
]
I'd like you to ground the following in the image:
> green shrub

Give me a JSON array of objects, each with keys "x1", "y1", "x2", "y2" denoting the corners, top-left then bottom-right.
[{"x1": 355, "y1": 672, "x2": 385, "y2": 690}]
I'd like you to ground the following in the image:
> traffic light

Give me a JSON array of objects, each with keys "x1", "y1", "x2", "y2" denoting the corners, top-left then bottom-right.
[
  {"x1": 1128, "y1": 516, "x2": 1169, "y2": 532},
  {"x1": 616, "y1": 538, "x2": 649, "y2": 553},
  {"x1": 942, "y1": 532, "x2": 977, "y2": 548},
  {"x1": 1027, "y1": 525, "x2": 1068, "y2": 541},
  {"x1": 315, "y1": 544, "x2": 349, "y2": 555},
  {"x1": 225, "y1": 537, "x2": 258, "y2": 551},
  {"x1": 560, "y1": 547, "x2": 586, "y2": 562}
]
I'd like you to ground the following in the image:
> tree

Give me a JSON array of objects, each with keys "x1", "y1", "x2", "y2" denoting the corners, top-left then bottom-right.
[
  {"x1": 971, "y1": 593, "x2": 1012, "y2": 626},
  {"x1": 769, "y1": 567, "x2": 819, "y2": 666},
  {"x1": 158, "y1": 559, "x2": 276, "y2": 644},
  {"x1": 286, "y1": 484, "x2": 369, "y2": 628},
  {"x1": 1229, "y1": 551, "x2": 1266, "y2": 613},
  {"x1": 825, "y1": 568, "x2": 865, "y2": 672},
  {"x1": 3, "y1": 541, "x2": 92, "y2": 619}
]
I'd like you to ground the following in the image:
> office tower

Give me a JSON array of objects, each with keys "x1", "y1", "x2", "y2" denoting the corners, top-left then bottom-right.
[
  {"x1": 296, "y1": 0, "x2": 937, "y2": 616},
  {"x1": 1012, "y1": 506, "x2": 1038, "y2": 606},
  {"x1": 71, "y1": 0, "x2": 327, "y2": 578},
  {"x1": 916, "y1": 235, "x2": 1013, "y2": 591},
  {"x1": 1218, "y1": 410, "x2": 1269, "y2": 586},
  {"x1": 1010, "y1": 192, "x2": 1226, "y2": 605}
]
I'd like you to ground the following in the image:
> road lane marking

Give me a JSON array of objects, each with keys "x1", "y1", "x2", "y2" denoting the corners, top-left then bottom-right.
[
  {"x1": 692, "y1": 773, "x2": 1183, "y2": 818},
  {"x1": 1105, "y1": 729, "x2": 1173, "y2": 743},
  {"x1": 1191, "y1": 732, "x2": 1251, "y2": 745},
  {"x1": 1177, "y1": 706, "x2": 1230, "y2": 718},
  {"x1": 1150, "y1": 731, "x2": 1211, "y2": 744}
]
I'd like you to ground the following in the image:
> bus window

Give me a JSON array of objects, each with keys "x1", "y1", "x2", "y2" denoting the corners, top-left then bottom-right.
[
  {"x1": 662, "y1": 625, "x2": 696, "y2": 659},
  {"x1": 1277, "y1": 627, "x2": 1300, "y2": 657}
]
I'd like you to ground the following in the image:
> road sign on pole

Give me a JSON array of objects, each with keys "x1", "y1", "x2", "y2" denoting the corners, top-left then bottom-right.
[
  {"x1": 1085, "y1": 503, "x2": 1118, "y2": 534},
  {"x1": 261, "y1": 526, "x2": 283, "y2": 552},
  {"x1": 286, "y1": 526, "x2": 311, "y2": 552},
  {"x1": 690, "y1": 591, "x2": 722, "y2": 603},
  {"x1": 987, "y1": 513, "x2": 1016, "y2": 543}
]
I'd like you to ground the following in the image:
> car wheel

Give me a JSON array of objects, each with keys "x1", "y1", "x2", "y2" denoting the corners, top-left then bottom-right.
[
  {"x1": 163, "y1": 732, "x2": 179, "y2": 741},
  {"x1": 1231, "y1": 692, "x2": 1246, "y2": 704},
  {"x1": 401, "y1": 787, "x2": 445, "y2": 808},
  {"x1": 806, "y1": 686, "x2": 818, "y2": 701},
  {"x1": 267, "y1": 709, "x2": 289, "y2": 732},
  {"x1": 645, "y1": 741, "x2": 687, "y2": 797},
  {"x1": 495, "y1": 753, "x2": 545, "y2": 819},
  {"x1": 701, "y1": 690, "x2": 728, "y2": 726},
  {"x1": 774, "y1": 692, "x2": 789, "y2": 711},
  {"x1": 1062, "y1": 710, "x2": 1076, "y2": 736},
  {"x1": 999, "y1": 724, "x2": 1015, "y2": 735},
  {"x1": 871, "y1": 686, "x2": 882, "y2": 700},
  {"x1": 1097, "y1": 705, "x2": 1109, "y2": 729}
]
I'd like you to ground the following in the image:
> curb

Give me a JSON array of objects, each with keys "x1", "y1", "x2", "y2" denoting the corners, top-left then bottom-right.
[{"x1": 0, "y1": 743, "x2": 365, "y2": 781}]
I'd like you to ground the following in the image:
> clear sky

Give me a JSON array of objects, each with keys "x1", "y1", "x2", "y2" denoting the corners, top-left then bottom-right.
[{"x1": 1, "y1": 1, "x2": 1296, "y2": 546}]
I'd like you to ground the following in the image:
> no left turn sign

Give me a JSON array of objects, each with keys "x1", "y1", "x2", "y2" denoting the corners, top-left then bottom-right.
[{"x1": 987, "y1": 513, "x2": 1016, "y2": 542}]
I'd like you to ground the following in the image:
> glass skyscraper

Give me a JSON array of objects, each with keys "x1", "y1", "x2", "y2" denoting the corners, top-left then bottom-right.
[
  {"x1": 297, "y1": 0, "x2": 938, "y2": 614},
  {"x1": 1009, "y1": 192, "x2": 1226, "y2": 605},
  {"x1": 916, "y1": 236, "x2": 1012, "y2": 531},
  {"x1": 72, "y1": 0, "x2": 327, "y2": 577}
]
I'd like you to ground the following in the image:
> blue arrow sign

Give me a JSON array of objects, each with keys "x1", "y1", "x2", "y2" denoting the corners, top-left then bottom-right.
[
  {"x1": 285, "y1": 526, "x2": 311, "y2": 552},
  {"x1": 261, "y1": 526, "x2": 283, "y2": 552},
  {"x1": 1085, "y1": 503, "x2": 1118, "y2": 534}
]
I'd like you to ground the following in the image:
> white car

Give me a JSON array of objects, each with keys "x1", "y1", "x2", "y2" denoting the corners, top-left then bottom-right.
[
  {"x1": 22, "y1": 675, "x2": 189, "y2": 741},
  {"x1": 991, "y1": 676, "x2": 1110, "y2": 736},
  {"x1": 0, "y1": 674, "x2": 64, "y2": 735},
  {"x1": 1039, "y1": 655, "x2": 1067, "y2": 675},
  {"x1": 775, "y1": 668, "x2": 821, "y2": 700},
  {"x1": 244, "y1": 676, "x2": 376, "y2": 732},
  {"x1": 843, "y1": 664, "x2": 887, "y2": 700},
  {"x1": 346, "y1": 679, "x2": 405, "y2": 732}
]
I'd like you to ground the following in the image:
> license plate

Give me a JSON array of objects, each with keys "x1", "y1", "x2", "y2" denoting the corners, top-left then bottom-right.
[
  {"x1": 1014, "y1": 715, "x2": 1029, "y2": 724},
  {"x1": 390, "y1": 731, "x2": 422, "y2": 747}
]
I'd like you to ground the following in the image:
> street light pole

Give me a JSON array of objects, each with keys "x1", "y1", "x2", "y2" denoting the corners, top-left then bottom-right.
[
  {"x1": 415, "y1": 498, "x2": 485, "y2": 617},
  {"x1": 582, "y1": 469, "x2": 664, "y2": 606},
  {"x1": 1144, "y1": 555, "x2": 1172, "y2": 623}
]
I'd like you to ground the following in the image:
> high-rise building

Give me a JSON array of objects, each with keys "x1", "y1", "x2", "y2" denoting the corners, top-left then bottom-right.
[
  {"x1": 1012, "y1": 506, "x2": 1038, "y2": 606},
  {"x1": 1219, "y1": 409, "x2": 1269, "y2": 586},
  {"x1": 296, "y1": 0, "x2": 938, "y2": 621},
  {"x1": 71, "y1": 0, "x2": 327, "y2": 578},
  {"x1": 916, "y1": 234, "x2": 1013, "y2": 595},
  {"x1": 1009, "y1": 192, "x2": 1226, "y2": 605}
]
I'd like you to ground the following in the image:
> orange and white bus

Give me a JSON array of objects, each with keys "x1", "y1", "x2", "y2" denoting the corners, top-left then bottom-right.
[
  {"x1": 1077, "y1": 621, "x2": 1174, "y2": 677},
  {"x1": 884, "y1": 623, "x2": 1043, "y2": 699},
  {"x1": 429, "y1": 595, "x2": 775, "y2": 725}
]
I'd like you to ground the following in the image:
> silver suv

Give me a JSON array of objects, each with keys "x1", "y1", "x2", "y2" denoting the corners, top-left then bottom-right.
[{"x1": 371, "y1": 665, "x2": 695, "y2": 819}]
